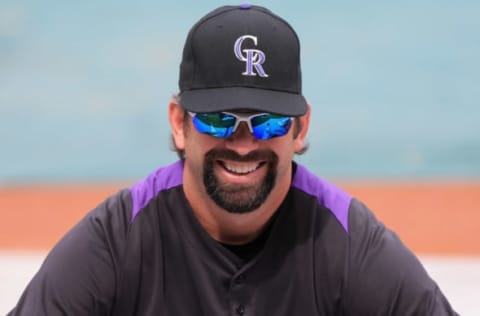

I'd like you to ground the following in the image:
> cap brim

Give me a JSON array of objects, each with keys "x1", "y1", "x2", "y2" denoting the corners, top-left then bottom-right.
[{"x1": 180, "y1": 87, "x2": 307, "y2": 116}]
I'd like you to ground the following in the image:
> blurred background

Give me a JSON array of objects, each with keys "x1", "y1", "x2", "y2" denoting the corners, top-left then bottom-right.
[{"x1": 1, "y1": 0, "x2": 479, "y2": 314}]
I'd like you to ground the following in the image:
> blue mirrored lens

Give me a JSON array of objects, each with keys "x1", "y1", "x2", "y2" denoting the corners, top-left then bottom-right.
[
  {"x1": 251, "y1": 114, "x2": 292, "y2": 140},
  {"x1": 191, "y1": 112, "x2": 293, "y2": 140},
  {"x1": 192, "y1": 113, "x2": 236, "y2": 138}
]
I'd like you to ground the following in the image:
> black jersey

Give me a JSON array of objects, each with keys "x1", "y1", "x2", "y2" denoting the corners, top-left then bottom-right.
[{"x1": 9, "y1": 161, "x2": 458, "y2": 315}]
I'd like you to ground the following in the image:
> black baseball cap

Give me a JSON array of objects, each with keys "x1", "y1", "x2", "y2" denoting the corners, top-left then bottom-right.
[{"x1": 178, "y1": 4, "x2": 307, "y2": 117}]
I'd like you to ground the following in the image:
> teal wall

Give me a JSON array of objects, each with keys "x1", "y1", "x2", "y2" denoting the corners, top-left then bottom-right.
[{"x1": 1, "y1": 1, "x2": 479, "y2": 181}]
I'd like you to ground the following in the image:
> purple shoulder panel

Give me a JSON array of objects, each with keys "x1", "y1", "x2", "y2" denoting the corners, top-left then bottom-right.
[
  {"x1": 292, "y1": 164, "x2": 351, "y2": 233},
  {"x1": 129, "y1": 160, "x2": 184, "y2": 222}
]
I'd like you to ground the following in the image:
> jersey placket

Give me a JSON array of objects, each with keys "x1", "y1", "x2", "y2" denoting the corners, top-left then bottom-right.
[{"x1": 228, "y1": 268, "x2": 252, "y2": 316}]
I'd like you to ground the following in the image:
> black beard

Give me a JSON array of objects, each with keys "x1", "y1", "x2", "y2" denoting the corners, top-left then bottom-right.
[{"x1": 203, "y1": 149, "x2": 278, "y2": 214}]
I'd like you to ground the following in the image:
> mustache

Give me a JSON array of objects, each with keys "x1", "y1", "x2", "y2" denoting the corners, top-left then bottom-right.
[{"x1": 205, "y1": 148, "x2": 277, "y2": 163}]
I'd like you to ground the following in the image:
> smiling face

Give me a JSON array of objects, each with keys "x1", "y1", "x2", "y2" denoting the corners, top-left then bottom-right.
[
  {"x1": 203, "y1": 145, "x2": 278, "y2": 214},
  {"x1": 169, "y1": 101, "x2": 310, "y2": 215}
]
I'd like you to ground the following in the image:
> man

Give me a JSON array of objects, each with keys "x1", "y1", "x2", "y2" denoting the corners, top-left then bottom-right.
[{"x1": 9, "y1": 4, "x2": 458, "y2": 315}]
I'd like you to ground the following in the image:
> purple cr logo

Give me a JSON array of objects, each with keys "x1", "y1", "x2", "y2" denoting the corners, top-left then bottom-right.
[{"x1": 234, "y1": 35, "x2": 269, "y2": 78}]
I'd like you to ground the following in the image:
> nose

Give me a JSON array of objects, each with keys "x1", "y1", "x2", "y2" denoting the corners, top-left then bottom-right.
[{"x1": 225, "y1": 122, "x2": 259, "y2": 155}]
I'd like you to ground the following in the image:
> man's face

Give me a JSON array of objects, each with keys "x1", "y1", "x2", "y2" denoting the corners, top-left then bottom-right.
[
  {"x1": 202, "y1": 145, "x2": 278, "y2": 214},
  {"x1": 170, "y1": 103, "x2": 309, "y2": 214}
]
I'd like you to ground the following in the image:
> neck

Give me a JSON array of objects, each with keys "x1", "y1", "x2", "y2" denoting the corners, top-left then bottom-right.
[
  {"x1": 198, "y1": 196, "x2": 283, "y2": 245},
  {"x1": 183, "y1": 167, "x2": 291, "y2": 245}
]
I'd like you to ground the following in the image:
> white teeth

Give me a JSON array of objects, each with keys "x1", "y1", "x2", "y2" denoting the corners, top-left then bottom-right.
[{"x1": 223, "y1": 163, "x2": 259, "y2": 174}]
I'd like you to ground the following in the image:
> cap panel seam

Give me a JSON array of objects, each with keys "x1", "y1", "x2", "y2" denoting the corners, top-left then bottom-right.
[{"x1": 186, "y1": 7, "x2": 239, "y2": 87}]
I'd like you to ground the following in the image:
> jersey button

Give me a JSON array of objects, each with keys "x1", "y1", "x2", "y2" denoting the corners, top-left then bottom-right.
[
  {"x1": 235, "y1": 274, "x2": 246, "y2": 284},
  {"x1": 236, "y1": 304, "x2": 245, "y2": 315}
]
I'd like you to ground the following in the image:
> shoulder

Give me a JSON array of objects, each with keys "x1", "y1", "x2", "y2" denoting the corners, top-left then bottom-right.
[
  {"x1": 291, "y1": 162, "x2": 352, "y2": 234},
  {"x1": 129, "y1": 160, "x2": 184, "y2": 222},
  {"x1": 291, "y1": 163, "x2": 392, "y2": 237},
  {"x1": 78, "y1": 160, "x2": 184, "y2": 241}
]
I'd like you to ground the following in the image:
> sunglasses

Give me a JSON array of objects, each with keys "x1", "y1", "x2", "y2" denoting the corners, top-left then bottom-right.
[{"x1": 189, "y1": 111, "x2": 293, "y2": 140}]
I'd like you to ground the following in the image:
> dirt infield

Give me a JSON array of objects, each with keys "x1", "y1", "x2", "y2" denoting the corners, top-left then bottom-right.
[{"x1": 1, "y1": 181, "x2": 479, "y2": 254}]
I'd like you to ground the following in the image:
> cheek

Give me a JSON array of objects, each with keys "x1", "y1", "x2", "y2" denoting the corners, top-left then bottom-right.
[
  {"x1": 267, "y1": 137, "x2": 297, "y2": 167},
  {"x1": 184, "y1": 132, "x2": 219, "y2": 160},
  {"x1": 275, "y1": 131, "x2": 298, "y2": 155},
  {"x1": 183, "y1": 137, "x2": 206, "y2": 180}
]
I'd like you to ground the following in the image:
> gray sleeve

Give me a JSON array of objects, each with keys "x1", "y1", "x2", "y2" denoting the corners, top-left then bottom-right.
[
  {"x1": 342, "y1": 198, "x2": 458, "y2": 316},
  {"x1": 7, "y1": 190, "x2": 132, "y2": 316}
]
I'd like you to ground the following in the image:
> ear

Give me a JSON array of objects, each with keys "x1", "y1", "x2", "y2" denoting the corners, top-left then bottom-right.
[
  {"x1": 294, "y1": 103, "x2": 311, "y2": 153},
  {"x1": 169, "y1": 100, "x2": 186, "y2": 151}
]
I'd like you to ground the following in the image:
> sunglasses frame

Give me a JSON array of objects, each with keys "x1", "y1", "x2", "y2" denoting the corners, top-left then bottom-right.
[{"x1": 188, "y1": 111, "x2": 293, "y2": 139}]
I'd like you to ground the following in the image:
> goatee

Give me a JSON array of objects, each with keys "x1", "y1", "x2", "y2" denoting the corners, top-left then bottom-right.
[{"x1": 203, "y1": 149, "x2": 278, "y2": 214}]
